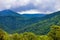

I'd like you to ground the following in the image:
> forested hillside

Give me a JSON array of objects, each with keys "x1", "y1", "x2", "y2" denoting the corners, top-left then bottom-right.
[
  {"x1": 0, "y1": 25, "x2": 60, "y2": 40},
  {"x1": 0, "y1": 10, "x2": 60, "y2": 35},
  {"x1": 15, "y1": 11, "x2": 60, "y2": 35},
  {"x1": 0, "y1": 10, "x2": 46, "y2": 33}
]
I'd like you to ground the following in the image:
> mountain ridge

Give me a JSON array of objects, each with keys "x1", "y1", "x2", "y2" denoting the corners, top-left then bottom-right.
[
  {"x1": 0, "y1": 10, "x2": 21, "y2": 16},
  {"x1": 0, "y1": 9, "x2": 60, "y2": 34},
  {"x1": 14, "y1": 11, "x2": 60, "y2": 35},
  {"x1": 0, "y1": 10, "x2": 47, "y2": 33}
]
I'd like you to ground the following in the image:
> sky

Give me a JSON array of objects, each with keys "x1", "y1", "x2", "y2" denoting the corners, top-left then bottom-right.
[{"x1": 0, "y1": 0, "x2": 60, "y2": 14}]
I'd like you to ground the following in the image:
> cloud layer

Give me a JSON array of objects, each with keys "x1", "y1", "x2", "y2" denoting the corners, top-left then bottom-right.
[{"x1": 0, "y1": 0, "x2": 60, "y2": 14}]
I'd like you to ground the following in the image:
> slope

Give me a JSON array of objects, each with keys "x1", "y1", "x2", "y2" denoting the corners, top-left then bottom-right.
[
  {"x1": 0, "y1": 10, "x2": 47, "y2": 33},
  {"x1": 0, "y1": 10, "x2": 25, "y2": 33},
  {"x1": 15, "y1": 11, "x2": 60, "y2": 35}
]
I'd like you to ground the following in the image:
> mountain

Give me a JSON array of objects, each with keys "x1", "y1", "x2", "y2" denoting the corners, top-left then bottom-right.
[
  {"x1": 0, "y1": 10, "x2": 47, "y2": 33},
  {"x1": 21, "y1": 14, "x2": 47, "y2": 25},
  {"x1": 22, "y1": 14, "x2": 46, "y2": 19},
  {"x1": 15, "y1": 11, "x2": 60, "y2": 35},
  {"x1": 0, "y1": 10, "x2": 21, "y2": 16},
  {"x1": 1, "y1": 10, "x2": 60, "y2": 35},
  {"x1": 0, "y1": 10, "x2": 25, "y2": 33}
]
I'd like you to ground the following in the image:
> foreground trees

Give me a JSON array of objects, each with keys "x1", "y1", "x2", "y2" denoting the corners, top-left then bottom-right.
[
  {"x1": 48, "y1": 25, "x2": 60, "y2": 40},
  {"x1": 0, "y1": 25, "x2": 60, "y2": 40},
  {"x1": 0, "y1": 29, "x2": 10, "y2": 40}
]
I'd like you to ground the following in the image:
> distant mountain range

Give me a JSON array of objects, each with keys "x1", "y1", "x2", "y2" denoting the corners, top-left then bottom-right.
[
  {"x1": 22, "y1": 14, "x2": 46, "y2": 19},
  {"x1": 14, "y1": 11, "x2": 60, "y2": 35},
  {"x1": 0, "y1": 9, "x2": 60, "y2": 35},
  {"x1": 0, "y1": 10, "x2": 47, "y2": 33},
  {"x1": 0, "y1": 9, "x2": 46, "y2": 17}
]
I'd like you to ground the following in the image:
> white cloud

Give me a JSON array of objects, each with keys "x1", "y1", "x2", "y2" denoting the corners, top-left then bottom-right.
[
  {"x1": 11, "y1": 0, "x2": 30, "y2": 8},
  {"x1": 17, "y1": 10, "x2": 53, "y2": 14},
  {"x1": 55, "y1": 0, "x2": 60, "y2": 11},
  {"x1": 17, "y1": 10, "x2": 40, "y2": 14},
  {"x1": 14, "y1": 0, "x2": 60, "y2": 14},
  {"x1": 0, "y1": 0, "x2": 31, "y2": 10},
  {"x1": 0, "y1": 0, "x2": 60, "y2": 14},
  {"x1": 0, "y1": 0, "x2": 16, "y2": 11},
  {"x1": 33, "y1": 0, "x2": 55, "y2": 6}
]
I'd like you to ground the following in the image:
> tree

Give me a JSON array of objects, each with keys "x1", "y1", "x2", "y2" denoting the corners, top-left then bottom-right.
[
  {"x1": 12, "y1": 33, "x2": 20, "y2": 40},
  {"x1": 48, "y1": 25, "x2": 60, "y2": 40},
  {"x1": 22, "y1": 32, "x2": 38, "y2": 40},
  {"x1": 0, "y1": 29, "x2": 10, "y2": 40}
]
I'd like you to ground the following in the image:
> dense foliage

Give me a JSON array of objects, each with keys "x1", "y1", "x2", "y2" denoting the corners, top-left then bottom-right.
[
  {"x1": 15, "y1": 11, "x2": 60, "y2": 35},
  {"x1": 0, "y1": 10, "x2": 60, "y2": 35},
  {"x1": 0, "y1": 10, "x2": 46, "y2": 33},
  {"x1": 0, "y1": 25, "x2": 60, "y2": 40}
]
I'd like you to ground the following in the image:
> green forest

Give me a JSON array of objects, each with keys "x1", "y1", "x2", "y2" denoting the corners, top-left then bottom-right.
[
  {"x1": 0, "y1": 25, "x2": 60, "y2": 40},
  {"x1": 0, "y1": 10, "x2": 60, "y2": 40}
]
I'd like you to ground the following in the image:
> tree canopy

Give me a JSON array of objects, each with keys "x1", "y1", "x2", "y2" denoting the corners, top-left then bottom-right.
[{"x1": 0, "y1": 25, "x2": 60, "y2": 40}]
